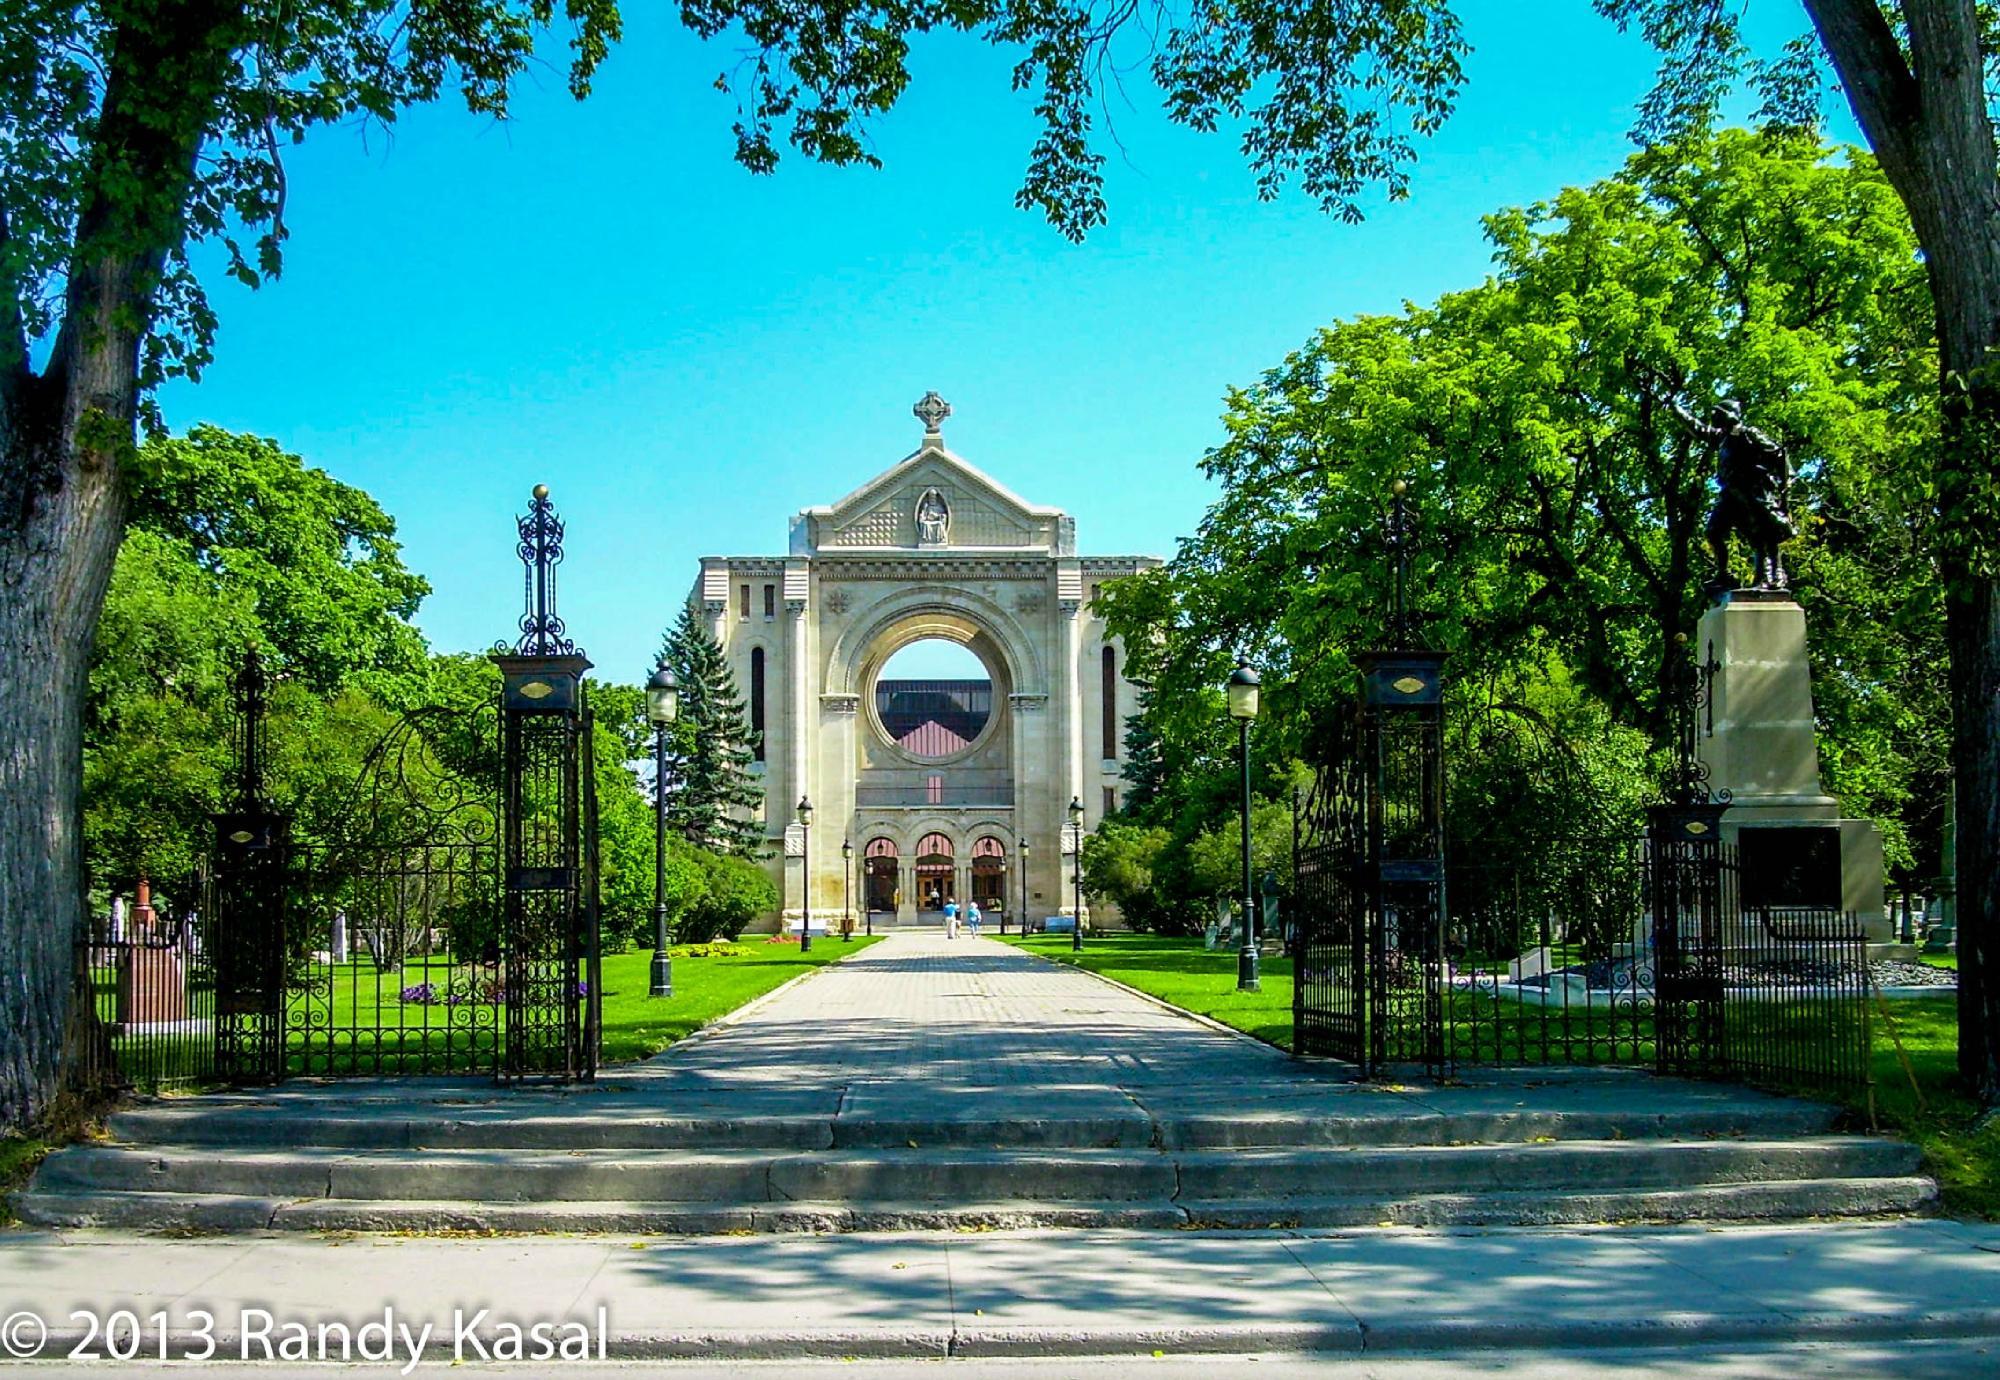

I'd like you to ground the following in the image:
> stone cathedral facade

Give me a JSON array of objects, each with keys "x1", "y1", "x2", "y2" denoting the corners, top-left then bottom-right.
[{"x1": 684, "y1": 395, "x2": 1160, "y2": 929}]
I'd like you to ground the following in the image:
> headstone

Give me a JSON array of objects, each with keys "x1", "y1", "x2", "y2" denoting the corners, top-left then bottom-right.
[
  {"x1": 330, "y1": 910, "x2": 349, "y2": 964},
  {"x1": 1509, "y1": 946, "x2": 1554, "y2": 982},
  {"x1": 116, "y1": 945, "x2": 187, "y2": 1028}
]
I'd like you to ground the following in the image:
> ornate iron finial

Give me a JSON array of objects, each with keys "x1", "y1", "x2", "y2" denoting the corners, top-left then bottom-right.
[
  {"x1": 913, "y1": 391, "x2": 952, "y2": 436},
  {"x1": 1662, "y1": 631, "x2": 1725, "y2": 805},
  {"x1": 231, "y1": 647, "x2": 270, "y2": 812},
  {"x1": 514, "y1": 485, "x2": 575, "y2": 656},
  {"x1": 1383, "y1": 479, "x2": 1417, "y2": 647}
]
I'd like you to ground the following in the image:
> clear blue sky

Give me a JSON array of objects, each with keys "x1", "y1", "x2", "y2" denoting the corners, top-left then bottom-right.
[{"x1": 156, "y1": 2, "x2": 1850, "y2": 684}]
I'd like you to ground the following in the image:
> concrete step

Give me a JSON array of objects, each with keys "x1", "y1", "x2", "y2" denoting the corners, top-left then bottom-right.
[
  {"x1": 34, "y1": 1144, "x2": 1178, "y2": 1204},
  {"x1": 28, "y1": 1135, "x2": 1917, "y2": 1210},
  {"x1": 101, "y1": 1097, "x2": 1837, "y2": 1153},
  {"x1": 13, "y1": 1176, "x2": 1936, "y2": 1235}
]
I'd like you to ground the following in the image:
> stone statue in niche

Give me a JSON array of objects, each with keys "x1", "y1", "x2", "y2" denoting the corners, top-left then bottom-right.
[{"x1": 915, "y1": 487, "x2": 950, "y2": 546}]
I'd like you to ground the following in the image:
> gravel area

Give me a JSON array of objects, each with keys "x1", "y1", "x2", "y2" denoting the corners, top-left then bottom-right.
[{"x1": 1872, "y1": 958, "x2": 1956, "y2": 988}]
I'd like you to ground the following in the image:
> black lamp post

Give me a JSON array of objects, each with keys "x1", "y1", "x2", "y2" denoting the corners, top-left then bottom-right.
[
  {"x1": 644, "y1": 660, "x2": 684, "y2": 996},
  {"x1": 841, "y1": 838, "x2": 854, "y2": 941},
  {"x1": 1015, "y1": 836, "x2": 1030, "y2": 935},
  {"x1": 1067, "y1": 795, "x2": 1085, "y2": 952},
  {"x1": 796, "y1": 796, "x2": 814, "y2": 953},
  {"x1": 645, "y1": 662, "x2": 680, "y2": 999},
  {"x1": 1228, "y1": 661, "x2": 1262, "y2": 992}
]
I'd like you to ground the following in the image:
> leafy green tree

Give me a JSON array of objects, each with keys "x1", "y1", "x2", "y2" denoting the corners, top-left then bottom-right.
[
  {"x1": 1080, "y1": 821, "x2": 1180, "y2": 933},
  {"x1": 1595, "y1": 0, "x2": 2000, "y2": 1102},
  {"x1": 661, "y1": 606, "x2": 764, "y2": 857},
  {"x1": 1185, "y1": 798, "x2": 1297, "y2": 908},
  {"x1": 83, "y1": 430, "x2": 434, "y2": 909},
  {"x1": 82, "y1": 529, "x2": 252, "y2": 897},
  {"x1": 0, "y1": 0, "x2": 1490, "y2": 1126},
  {"x1": 1105, "y1": 128, "x2": 1942, "y2": 862},
  {"x1": 128, "y1": 427, "x2": 429, "y2": 694}
]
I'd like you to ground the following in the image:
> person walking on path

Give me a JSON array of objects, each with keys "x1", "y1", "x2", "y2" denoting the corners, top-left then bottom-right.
[
  {"x1": 967, "y1": 900, "x2": 983, "y2": 936},
  {"x1": 944, "y1": 899, "x2": 959, "y2": 939}
]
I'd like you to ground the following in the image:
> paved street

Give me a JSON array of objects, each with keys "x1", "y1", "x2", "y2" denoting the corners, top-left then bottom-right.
[{"x1": 2, "y1": 1220, "x2": 1997, "y2": 1365}]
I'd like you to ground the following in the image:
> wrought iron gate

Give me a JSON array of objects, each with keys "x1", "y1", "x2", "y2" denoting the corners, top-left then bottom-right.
[
  {"x1": 209, "y1": 486, "x2": 602, "y2": 1084},
  {"x1": 1292, "y1": 650, "x2": 1450, "y2": 1076}
]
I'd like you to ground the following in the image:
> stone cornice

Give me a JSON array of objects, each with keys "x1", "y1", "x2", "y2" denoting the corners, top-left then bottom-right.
[{"x1": 817, "y1": 558, "x2": 1054, "y2": 582}]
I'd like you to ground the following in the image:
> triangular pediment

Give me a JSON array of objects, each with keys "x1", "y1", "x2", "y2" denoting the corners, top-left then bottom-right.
[{"x1": 800, "y1": 442, "x2": 1068, "y2": 554}]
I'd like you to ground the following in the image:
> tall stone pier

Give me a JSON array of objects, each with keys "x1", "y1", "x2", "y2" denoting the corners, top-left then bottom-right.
[{"x1": 1694, "y1": 590, "x2": 1888, "y2": 942}]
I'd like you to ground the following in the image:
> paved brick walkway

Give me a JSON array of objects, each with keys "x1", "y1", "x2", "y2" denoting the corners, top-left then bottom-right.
[
  {"x1": 654, "y1": 930, "x2": 1290, "y2": 1091},
  {"x1": 619, "y1": 932, "x2": 1802, "y2": 1136}
]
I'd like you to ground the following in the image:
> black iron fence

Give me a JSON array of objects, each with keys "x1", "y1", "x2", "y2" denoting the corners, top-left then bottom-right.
[
  {"x1": 1720, "y1": 904, "x2": 1873, "y2": 1093},
  {"x1": 69, "y1": 882, "x2": 217, "y2": 1096},
  {"x1": 283, "y1": 841, "x2": 506, "y2": 1078},
  {"x1": 1435, "y1": 837, "x2": 1873, "y2": 1095}
]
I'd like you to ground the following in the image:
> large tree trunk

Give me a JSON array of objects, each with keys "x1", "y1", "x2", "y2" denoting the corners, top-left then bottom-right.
[
  {"x1": 1944, "y1": 558, "x2": 2000, "y2": 1102},
  {"x1": 1894, "y1": 33, "x2": 2000, "y2": 1109},
  {"x1": 1804, "y1": 0, "x2": 2000, "y2": 1106},
  {"x1": 0, "y1": 376, "x2": 130, "y2": 1127},
  {"x1": 0, "y1": 1, "x2": 245, "y2": 1128}
]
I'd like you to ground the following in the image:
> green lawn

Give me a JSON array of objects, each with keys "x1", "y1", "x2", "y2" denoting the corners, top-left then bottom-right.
[
  {"x1": 0, "y1": 1135, "x2": 49, "y2": 1226},
  {"x1": 1008, "y1": 932, "x2": 1996, "y2": 1220},
  {"x1": 1866, "y1": 994, "x2": 1998, "y2": 1219},
  {"x1": 1002, "y1": 933, "x2": 1298, "y2": 1049},
  {"x1": 597, "y1": 936, "x2": 883, "y2": 1064},
  {"x1": 88, "y1": 935, "x2": 882, "y2": 1084}
]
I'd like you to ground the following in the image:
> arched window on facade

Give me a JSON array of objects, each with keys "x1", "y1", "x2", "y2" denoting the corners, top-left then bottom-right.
[
  {"x1": 750, "y1": 647, "x2": 766, "y2": 762},
  {"x1": 1101, "y1": 645, "x2": 1118, "y2": 760}
]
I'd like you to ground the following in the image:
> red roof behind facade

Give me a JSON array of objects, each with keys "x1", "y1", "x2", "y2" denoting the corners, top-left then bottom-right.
[{"x1": 898, "y1": 720, "x2": 970, "y2": 756}]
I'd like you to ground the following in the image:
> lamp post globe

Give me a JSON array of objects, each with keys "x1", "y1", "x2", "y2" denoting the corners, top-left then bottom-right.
[
  {"x1": 796, "y1": 796, "x2": 814, "y2": 953},
  {"x1": 1067, "y1": 795, "x2": 1085, "y2": 952},
  {"x1": 645, "y1": 662, "x2": 680, "y2": 999},
  {"x1": 1228, "y1": 662, "x2": 1262, "y2": 992}
]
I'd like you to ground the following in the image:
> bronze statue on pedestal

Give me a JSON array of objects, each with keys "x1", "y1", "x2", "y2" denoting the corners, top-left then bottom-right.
[{"x1": 1672, "y1": 397, "x2": 1794, "y2": 593}]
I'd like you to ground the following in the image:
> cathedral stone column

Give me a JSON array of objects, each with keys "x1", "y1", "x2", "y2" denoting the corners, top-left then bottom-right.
[
  {"x1": 784, "y1": 563, "x2": 811, "y2": 898},
  {"x1": 1057, "y1": 560, "x2": 1089, "y2": 923}
]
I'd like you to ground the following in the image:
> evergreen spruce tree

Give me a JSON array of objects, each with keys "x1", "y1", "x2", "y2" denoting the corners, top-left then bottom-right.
[
  {"x1": 1120, "y1": 685, "x2": 1169, "y2": 819},
  {"x1": 661, "y1": 606, "x2": 766, "y2": 857}
]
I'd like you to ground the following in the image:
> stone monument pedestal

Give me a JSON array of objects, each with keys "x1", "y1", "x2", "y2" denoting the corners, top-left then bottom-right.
[
  {"x1": 1695, "y1": 591, "x2": 1889, "y2": 943},
  {"x1": 115, "y1": 946, "x2": 189, "y2": 1030}
]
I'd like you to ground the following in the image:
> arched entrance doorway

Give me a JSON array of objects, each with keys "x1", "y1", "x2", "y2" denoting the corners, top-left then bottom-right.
[
  {"x1": 971, "y1": 836, "x2": 1006, "y2": 919},
  {"x1": 864, "y1": 838, "x2": 899, "y2": 919},
  {"x1": 915, "y1": 832, "x2": 955, "y2": 916}
]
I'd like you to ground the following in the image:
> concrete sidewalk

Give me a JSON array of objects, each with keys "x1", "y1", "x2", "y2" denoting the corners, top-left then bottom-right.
[{"x1": 1, "y1": 1219, "x2": 1996, "y2": 1361}]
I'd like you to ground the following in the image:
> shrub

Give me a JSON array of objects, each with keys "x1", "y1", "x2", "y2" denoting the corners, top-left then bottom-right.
[{"x1": 678, "y1": 851, "x2": 778, "y2": 944}]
